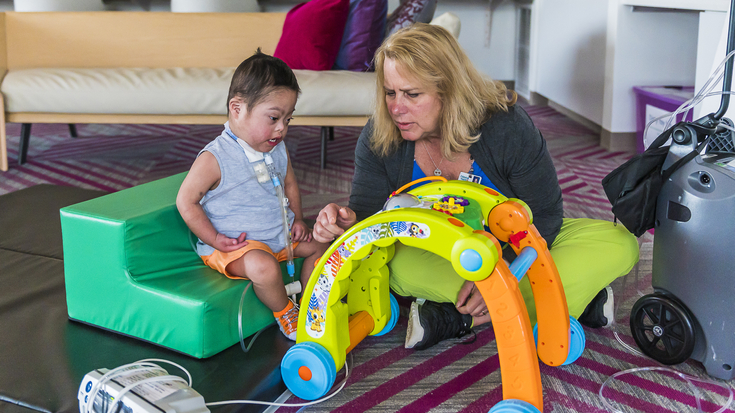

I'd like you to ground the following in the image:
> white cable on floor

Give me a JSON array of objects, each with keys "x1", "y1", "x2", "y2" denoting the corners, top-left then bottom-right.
[
  {"x1": 599, "y1": 365, "x2": 734, "y2": 413},
  {"x1": 205, "y1": 352, "x2": 353, "y2": 408},
  {"x1": 603, "y1": 282, "x2": 734, "y2": 413},
  {"x1": 88, "y1": 354, "x2": 353, "y2": 412}
]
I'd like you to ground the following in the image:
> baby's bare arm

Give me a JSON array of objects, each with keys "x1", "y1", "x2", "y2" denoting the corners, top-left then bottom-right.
[
  {"x1": 283, "y1": 154, "x2": 311, "y2": 242},
  {"x1": 176, "y1": 152, "x2": 248, "y2": 252},
  {"x1": 283, "y1": 154, "x2": 303, "y2": 222}
]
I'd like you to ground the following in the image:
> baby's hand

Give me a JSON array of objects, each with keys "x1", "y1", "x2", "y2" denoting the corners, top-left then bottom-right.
[
  {"x1": 291, "y1": 219, "x2": 312, "y2": 243},
  {"x1": 214, "y1": 232, "x2": 248, "y2": 252}
]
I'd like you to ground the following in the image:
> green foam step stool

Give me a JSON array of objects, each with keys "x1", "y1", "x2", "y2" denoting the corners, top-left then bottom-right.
[{"x1": 61, "y1": 172, "x2": 303, "y2": 358}]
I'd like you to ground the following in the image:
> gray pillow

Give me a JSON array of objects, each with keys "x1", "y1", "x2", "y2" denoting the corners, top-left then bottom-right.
[{"x1": 385, "y1": 0, "x2": 437, "y2": 38}]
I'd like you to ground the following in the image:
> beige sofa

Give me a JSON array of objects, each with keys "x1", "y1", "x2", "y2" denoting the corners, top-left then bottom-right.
[{"x1": 0, "y1": 11, "x2": 376, "y2": 171}]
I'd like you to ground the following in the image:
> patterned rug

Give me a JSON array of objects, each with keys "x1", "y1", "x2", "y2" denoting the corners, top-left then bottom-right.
[{"x1": 1, "y1": 107, "x2": 733, "y2": 412}]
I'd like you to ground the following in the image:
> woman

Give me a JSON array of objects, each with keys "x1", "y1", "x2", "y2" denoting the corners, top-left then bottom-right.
[{"x1": 313, "y1": 23, "x2": 638, "y2": 350}]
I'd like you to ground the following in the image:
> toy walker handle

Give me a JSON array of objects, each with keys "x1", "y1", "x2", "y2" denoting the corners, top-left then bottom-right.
[{"x1": 392, "y1": 176, "x2": 448, "y2": 196}]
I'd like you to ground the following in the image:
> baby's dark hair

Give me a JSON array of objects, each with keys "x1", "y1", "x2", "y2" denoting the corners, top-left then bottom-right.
[{"x1": 227, "y1": 49, "x2": 300, "y2": 114}]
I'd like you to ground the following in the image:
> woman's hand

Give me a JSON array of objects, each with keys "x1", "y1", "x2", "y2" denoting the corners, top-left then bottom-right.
[
  {"x1": 313, "y1": 203, "x2": 357, "y2": 243},
  {"x1": 213, "y1": 232, "x2": 248, "y2": 252},
  {"x1": 456, "y1": 280, "x2": 488, "y2": 318},
  {"x1": 291, "y1": 219, "x2": 312, "y2": 243}
]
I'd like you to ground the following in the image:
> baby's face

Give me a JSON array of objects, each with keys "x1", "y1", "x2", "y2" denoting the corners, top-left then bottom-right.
[{"x1": 231, "y1": 88, "x2": 297, "y2": 152}]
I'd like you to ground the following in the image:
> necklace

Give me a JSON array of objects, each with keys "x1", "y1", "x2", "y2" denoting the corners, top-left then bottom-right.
[{"x1": 421, "y1": 141, "x2": 444, "y2": 176}]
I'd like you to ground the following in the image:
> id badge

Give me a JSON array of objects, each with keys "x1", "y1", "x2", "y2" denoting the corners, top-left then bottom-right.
[{"x1": 459, "y1": 172, "x2": 482, "y2": 184}]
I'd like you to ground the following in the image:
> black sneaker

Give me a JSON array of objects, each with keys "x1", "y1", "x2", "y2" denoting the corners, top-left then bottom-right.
[
  {"x1": 405, "y1": 299, "x2": 473, "y2": 350},
  {"x1": 578, "y1": 286, "x2": 614, "y2": 328}
]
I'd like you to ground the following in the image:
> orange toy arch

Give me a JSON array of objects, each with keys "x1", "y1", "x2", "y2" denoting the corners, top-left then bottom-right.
[{"x1": 295, "y1": 205, "x2": 544, "y2": 410}]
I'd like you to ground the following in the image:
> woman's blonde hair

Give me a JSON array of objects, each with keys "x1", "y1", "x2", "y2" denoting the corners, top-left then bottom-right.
[{"x1": 371, "y1": 23, "x2": 516, "y2": 159}]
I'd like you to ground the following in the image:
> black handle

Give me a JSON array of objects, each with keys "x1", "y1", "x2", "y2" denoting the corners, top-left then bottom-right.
[{"x1": 714, "y1": 0, "x2": 735, "y2": 120}]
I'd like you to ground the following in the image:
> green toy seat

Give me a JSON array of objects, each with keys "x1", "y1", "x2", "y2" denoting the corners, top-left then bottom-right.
[{"x1": 60, "y1": 172, "x2": 303, "y2": 358}]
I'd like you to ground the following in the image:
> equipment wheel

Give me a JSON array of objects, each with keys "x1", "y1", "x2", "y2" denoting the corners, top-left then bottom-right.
[
  {"x1": 630, "y1": 294, "x2": 695, "y2": 365},
  {"x1": 281, "y1": 342, "x2": 336, "y2": 400},
  {"x1": 488, "y1": 399, "x2": 541, "y2": 413},
  {"x1": 374, "y1": 293, "x2": 400, "y2": 336}
]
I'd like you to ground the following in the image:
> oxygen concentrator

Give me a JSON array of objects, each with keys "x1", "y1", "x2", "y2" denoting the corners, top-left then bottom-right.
[{"x1": 629, "y1": 2, "x2": 735, "y2": 379}]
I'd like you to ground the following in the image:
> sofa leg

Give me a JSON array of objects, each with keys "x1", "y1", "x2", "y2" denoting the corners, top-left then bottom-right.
[
  {"x1": 69, "y1": 124, "x2": 78, "y2": 138},
  {"x1": 320, "y1": 126, "x2": 333, "y2": 170},
  {"x1": 18, "y1": 123, "x2": 31, "y2": 165}
]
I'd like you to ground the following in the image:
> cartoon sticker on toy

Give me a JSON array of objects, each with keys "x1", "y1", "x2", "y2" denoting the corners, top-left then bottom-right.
[
  {"x1": 309, "y1": 307, "x2": 326, "y2": 333},
  {"x1": 304, "y1": 220, "x2": 430, "y2": 338},
  {"x1": 409, "y1": 223, "x2": 424, "y2": 237}
]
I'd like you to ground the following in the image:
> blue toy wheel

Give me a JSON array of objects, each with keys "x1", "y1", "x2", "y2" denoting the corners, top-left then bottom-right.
[
  {"x1": 281, "y1": 342, "x2": 336, "y2": 400},
  {"x1": 373, "y1": 293, "x2": 399, "y2": 336},
  {"x1": 532, "y1": 316, "x2": 586, "y2": 366},
  {"x1": 488, "y1": 399, "x2": 541, "y2": 413},
  {"x1": 562, "y1": 316, "x2": 586, "y2": 365}
]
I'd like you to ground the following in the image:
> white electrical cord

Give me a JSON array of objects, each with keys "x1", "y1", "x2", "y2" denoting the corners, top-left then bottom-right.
[
  {"x1": 85, "y1": 353, "x2": 353, "y2": 412},
  {"x1": 599, "y1": 365, "x2": 734, "y2": 413},
  {"x1": 237, "y1": 281, "x2": 270, "y2": 353},
  {"x1": 643, "y1": 49, "x2": 735, "y2": 148},
  {"x1": 81, "y1": 359, "x2": 193, "y2": 413},
  {"x1": 205, "y1": 352, "x2": 353, "y2": 408},
  {"x1": 600, "y1": 286, "x2": 734, "y2": 412}
]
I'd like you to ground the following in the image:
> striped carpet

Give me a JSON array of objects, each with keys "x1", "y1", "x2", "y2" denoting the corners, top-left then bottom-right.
[{"x1": 1, "y1": 107, "x2": 733, "y2": 412}]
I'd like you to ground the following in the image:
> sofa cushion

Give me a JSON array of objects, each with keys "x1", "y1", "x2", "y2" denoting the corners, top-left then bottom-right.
[
  {"x1": 333, "y1": 0, "x2": 388, "y2": 72},
  {"x1": 293, "y1": 69, "x2": 376, "y2": 116},
  {"x1": 1, "y1": 67, "x2": 376, "y2": 117},
  {"x1": 273, "y1": 0, "x2": 350, "y2": 71},
  {"x1": 430, "y1": 12, "x2": 461, "y2": 39}
]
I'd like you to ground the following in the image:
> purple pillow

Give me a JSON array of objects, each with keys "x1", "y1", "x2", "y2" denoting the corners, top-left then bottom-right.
[
  {"x1": 385, "y1": 0, "x2": 437, "y2": 37},
  {"x1": 333, "y1": 0, "x2": 388, "y2": 72},
  {"x1": 274, "y1": 0, "x2": 351, "y2": 70}
]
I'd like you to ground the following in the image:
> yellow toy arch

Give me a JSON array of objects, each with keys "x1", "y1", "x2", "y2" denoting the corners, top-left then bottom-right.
[{"x1": 280, "y1": 180, "x2": 585, "y2": 412}]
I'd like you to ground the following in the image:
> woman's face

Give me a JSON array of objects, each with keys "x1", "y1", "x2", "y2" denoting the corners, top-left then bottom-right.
[{"x1": 383, "y1": 58, "x2": 442, "y2": 142}]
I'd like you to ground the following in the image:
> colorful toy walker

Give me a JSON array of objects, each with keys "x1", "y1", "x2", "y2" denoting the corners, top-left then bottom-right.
[{"x1": 280, "y1": 178, "x2": 586, "y2": 412}]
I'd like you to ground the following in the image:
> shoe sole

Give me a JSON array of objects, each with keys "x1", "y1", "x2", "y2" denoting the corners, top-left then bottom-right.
[
  {"x1": 405, "y1": 301, "x2": 425, "y2": 349},
  {"x1": 602, "y1": 285, "x2": 614, "y2": 328}
]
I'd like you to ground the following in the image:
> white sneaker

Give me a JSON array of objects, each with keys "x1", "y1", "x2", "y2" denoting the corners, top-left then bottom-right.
[
  {"x1": 405, "y1": 301, "x2": 426, "y2": 349},
  {"x1": 579, "y1": 286, "x2": 614, "y2": 328}
]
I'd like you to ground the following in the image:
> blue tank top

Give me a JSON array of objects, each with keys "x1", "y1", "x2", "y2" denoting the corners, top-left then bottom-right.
[{"x1": 410, "y1": 160, "x2": 502, "y2": 194}]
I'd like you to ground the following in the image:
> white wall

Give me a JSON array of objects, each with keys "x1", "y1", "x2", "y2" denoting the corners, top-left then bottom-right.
[
  {"x1": 435, "y1": 0, "x2": 516, "y2": 81},
  {"x1": 533, "y1": 0, "x2": 608, "y2": 126},
  {"x1": 602, "y1": 5, "x2": 698, "y2": 133},
  {"x1": 695, "y1": 8, "x2": 731, "y2": 120}
]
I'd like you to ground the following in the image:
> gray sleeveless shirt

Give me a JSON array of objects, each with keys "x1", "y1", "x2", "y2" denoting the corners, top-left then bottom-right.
[{"x1": 196, "y1": 125, "x2": 294, "y2": 256}]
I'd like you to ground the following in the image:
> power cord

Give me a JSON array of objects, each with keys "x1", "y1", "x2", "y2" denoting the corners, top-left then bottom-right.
[
  {"x1": 643, "y1": 49, "x2": 735, "y2": 149},
  {"x1": 81, "y1": 359, "x2": 193, "y2": 413},
  {"x1": 82, "y1": 353, "x2": 353, "y2": 412},
  {"x1": 205, "y1": 352, "x2": 353, "y2": 409},
  {"x1": 598, "y1": 285, "x2": 734, "y2": 413}
]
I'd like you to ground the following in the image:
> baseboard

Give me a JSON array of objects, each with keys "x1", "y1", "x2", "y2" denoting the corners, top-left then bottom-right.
[
  {"x1": 528, "y1": 92, "x2": 548, "y2": 106},
  {"x1": 600, "y1": 129, "x2": 637, "y2": 152},
  {"x1": 547, "y1": 100, "x2": 602, "y2": 135}
]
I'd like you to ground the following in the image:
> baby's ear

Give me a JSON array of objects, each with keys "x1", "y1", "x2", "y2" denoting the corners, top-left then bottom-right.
[{"x1": 229, "y1": 97, "x2": 247, "y2": 116}]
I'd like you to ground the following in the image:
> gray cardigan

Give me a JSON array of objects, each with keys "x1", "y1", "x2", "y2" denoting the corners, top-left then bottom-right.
[{"x1": 348, "y1": 105, "x2": 564, "y2": 246}]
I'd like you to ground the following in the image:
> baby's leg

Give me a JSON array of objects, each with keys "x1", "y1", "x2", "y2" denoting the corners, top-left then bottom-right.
[
  {"x1": 293, "y1": 239, "x2": 331, "y2": 292},
  {"x1": 226, "y1": 249, "x2": 288, "y2": 312}
]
